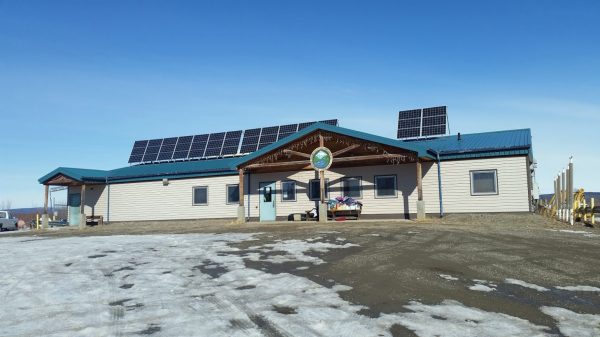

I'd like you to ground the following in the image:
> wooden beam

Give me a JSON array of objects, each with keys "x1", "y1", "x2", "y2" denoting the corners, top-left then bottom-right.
[
  {"x1": 332, "y1": 144, "x2": 360, "y2": 157},
  {"x1": 319, "y1": 133, "x2": 324, "y2": 147},
  {"x1": 80, "y1": 184, "x2": 86, "y2": 228},
  {"x1": 245, "y1": 153, "x2": 411, "y2": 170},
  {"x1": 80, "y1": 184, "x2": 86, "y2": 215},
  {"x1": 245, "y1": 160, "x2": 310, "y2": 170},
  {"x1": 416, "y1": 160, "x2": 423, "y2": 201},
  {"x1": 43, "y1": 185, "x2": 49, "y2": 215},
  {"x1": 238, "y1": 169, "x2": 244, "y2": 207},
  {"x1": 319, "y1": 170, "x2": 325, "y2": 203},
  {"x1": 333, "y1": 154, "x2": 408, "y2": 163},
  {"x1": 283, "y1": 149, "x2": 311, "y2": 159}
]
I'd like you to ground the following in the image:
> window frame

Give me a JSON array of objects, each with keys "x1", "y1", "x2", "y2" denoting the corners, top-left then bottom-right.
[
  {"x1": 341, "y1": 176, "x2": 363, "y2": 199},
  {"x1": 470, "y1": 169, "x2": 499, "y2": 196},
  {"x1": 226, "y1": 184, "x2": 240, "y2": 205},
  {"x1": 374, "y1": 175, "x2": 398, "y2": 199},
  {"x1": 281, "y1": 180, "x2": 297, "y2": 202},
  {"x1": 192, "y1": 186, "x2": 209, "y2": 206},
  {"x1": 309, "y1": 178, "x2": 330, "y2": 201}
]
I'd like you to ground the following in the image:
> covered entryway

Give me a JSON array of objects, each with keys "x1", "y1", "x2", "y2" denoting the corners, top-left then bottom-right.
[
  {"x1": 38, "y1": 171, "x2": 106, "y2": 228},
  {"x1": 234, "y1": 124, "x2": 433, "y2": 222}
]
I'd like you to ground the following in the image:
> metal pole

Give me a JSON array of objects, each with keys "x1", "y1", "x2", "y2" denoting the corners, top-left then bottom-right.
[{"x1": 568, "y1": 157, "x2": 574, "y2": 225}]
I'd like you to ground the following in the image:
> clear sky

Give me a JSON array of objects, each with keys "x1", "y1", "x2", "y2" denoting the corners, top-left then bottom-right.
[{"x1": 1, "y1": 0, "x2": 599, "y2": 208}]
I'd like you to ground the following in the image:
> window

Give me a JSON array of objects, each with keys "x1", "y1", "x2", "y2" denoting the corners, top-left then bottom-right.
[
  {"x1": 375, "y1": 175, "x2": 397, "y2": 198},
  {"x1": 342, "y1": 177, "x2": 362, "y2": 198},
  {"x1": 281, "y1": 181, "x2": 297, "y2": 202},
  {"x1": 470, "y1": 170, "x2": 498, "y2": 195},
  {"x1": 227, "y1": 184, "x2": 239, "y2": 204},
  {"x1": 193, "y1": 186, "x2": 208, "y2": 205},
  {"x1": 309, "y1": 179, "x2": 329, "y2": 200}
]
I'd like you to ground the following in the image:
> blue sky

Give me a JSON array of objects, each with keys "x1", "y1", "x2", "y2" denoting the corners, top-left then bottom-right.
[{"x1": 1, "y1": 0, "x2": 599, "y2": 208}]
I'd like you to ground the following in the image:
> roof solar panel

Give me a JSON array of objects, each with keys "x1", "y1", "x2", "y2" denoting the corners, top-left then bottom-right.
[
  {"x1": 397, "y1": 106, "x2": 447, "y2": 139},
  {"x1": 297, "y1": 122, "x2": 315, "y2": 130},
  {"x1": 279, "y1": 124, "x2": 298, "y2": 133},
  {"x1": 261, "y1": 126, "x2": 279, "y2": 135},
  {"x1": 399, "y1": 109, "x2": 422, "y2": 119},
  {"x1": 319, "y1": 119, "x2": 338, "y2": 126},
  {"x1": 133, "y1": 140, "x2": 148, "y2": 148},
  {"x1": 127, "y1": 119, "x2": 339, "y2": 163},
  {"x1": 423, "y1": 106, "x2": 446, "y2": 118}
]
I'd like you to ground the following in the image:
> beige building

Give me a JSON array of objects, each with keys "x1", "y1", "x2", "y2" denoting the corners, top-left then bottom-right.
[{"x1": 39, "y1": 124, "x2": 534, "y2": 224}]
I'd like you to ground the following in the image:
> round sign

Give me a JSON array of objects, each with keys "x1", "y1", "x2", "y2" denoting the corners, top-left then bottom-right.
[{"x1": 310, "y1": 147, "x2": 333, "y2": 171}]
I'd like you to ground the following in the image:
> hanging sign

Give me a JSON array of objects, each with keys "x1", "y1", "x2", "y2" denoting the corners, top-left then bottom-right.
[{"x1": 310, "y1": 147, "x2": 333, "y2": 171}]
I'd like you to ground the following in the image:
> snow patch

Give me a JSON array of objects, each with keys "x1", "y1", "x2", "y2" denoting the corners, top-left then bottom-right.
[
  {"x1": 546, "y1": 229, "x2": 600, "y2": 238},
  {"x1": 556, "y1": 285, "x2": 600, "y2": 292},
  {"x1": 541, "y1": 306, "x2": 600, "y2": 337},
  {"x1": 245, "y1": 239, "x2": 359, "y2": 265},
  {"x1": 505, "y1": 278, "x2": 549, "y2": 292},
  {"x1": 439, "y1": 274, "x2": 459, "y2": 281},
  {"x1": 469, "y1": 284, "x2": 496, "y2": 292},
  {"x1": 380, "y1": 300, "x2": 550, "y2": 337}
]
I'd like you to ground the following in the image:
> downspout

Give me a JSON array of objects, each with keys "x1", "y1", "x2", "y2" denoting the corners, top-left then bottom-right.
[
  {"x1": 105, "y1": 177, "x2": 111, "y2": 223},
  {"x1": 434, "y1": 150, "x2": 445, "y2": 217}
]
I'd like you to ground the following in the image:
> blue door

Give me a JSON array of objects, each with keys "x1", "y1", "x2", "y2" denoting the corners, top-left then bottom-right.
[
  {"x1": 259, "y1": 182, "x2": 276, "y2": 221},
  {"x1": 68, "y1": 193, "x2": 81, "y2": 226}
]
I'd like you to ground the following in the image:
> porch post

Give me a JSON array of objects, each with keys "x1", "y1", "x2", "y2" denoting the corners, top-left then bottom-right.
[
  {"x1": 416, "y1": 160, "x2": 425, "y2": 220},
  {"x1": 237, "y1": 169, "x2": 246, "y2": 223},
  {"x1": 42, "y1": 184, "x2": 49, "y2": 229},
  {"x1": 318, "y1": 134, "x2": 327, "y2": 222},
  {"x1": 79, "y1": 184, "x2": 86, "y2": 228}
]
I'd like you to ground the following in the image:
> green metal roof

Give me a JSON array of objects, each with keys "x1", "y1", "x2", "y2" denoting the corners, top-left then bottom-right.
[
  {"x1": 233, "y1": 122, "x2": 434, "y2": 167},
  {"x1": 39, "y1": 126, "x2": 532, "y2": 185},
  {"x1": 38, "y1": 167, "x2": 109, "y2": 184},
  {"x1": 38, "y1": 158, "x2": 239, "y2": 184},
  {"x1": 411, "y1": 128, "x2": 532, "y2": 160}
]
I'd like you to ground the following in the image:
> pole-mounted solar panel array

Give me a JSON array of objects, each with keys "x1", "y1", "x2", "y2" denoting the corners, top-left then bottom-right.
[
  {"x1": 397, "y1": 106, "x2": 447, "y2": 140},
  {"x1": 128, "y1": 119, "x2": 338, "y2": 164}
]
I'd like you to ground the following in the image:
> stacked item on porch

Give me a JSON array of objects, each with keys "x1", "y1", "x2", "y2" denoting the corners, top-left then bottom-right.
[{"x1": 327, "y1": 196, "x2": 363, "y2": 211}]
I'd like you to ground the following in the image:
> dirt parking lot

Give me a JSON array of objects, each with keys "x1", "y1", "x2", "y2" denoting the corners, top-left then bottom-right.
[{"x1": 1, "y1": 214, "x2": 599, "y2": 336}]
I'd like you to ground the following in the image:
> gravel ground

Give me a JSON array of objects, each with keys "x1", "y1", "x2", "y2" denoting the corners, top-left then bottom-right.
[{"x1": 2, "y1": 213, "x2": 599, "y2": 336}]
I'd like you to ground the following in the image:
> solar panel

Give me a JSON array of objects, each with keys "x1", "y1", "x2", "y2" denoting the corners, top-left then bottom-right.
[
  {"x1": 127, "y1": 119, "x2": 339, "y2": 163},
  {"x1": 258, "y1": 126, "x2": 279, "y2": 149},
  {"x1": 157, "y1": 137, "x2": 177, "y2": 161},
  {"x1": 128, "y1": 140, "x2": 148, "y2": 163},
  {"x1": 142, "y1": 139, "x2": 163, "y2": 162},
  {"x1": 172, "y1": 136, "x2": 193, "y2": 159},
  {"x1": 189, "y1": 134, "x2": 209, "y2": 158},
  {"x1": 298, "y1": 122, "x2": 315, "y2": 130},
  {"x1": 319, "y1": 119, "x2": 338, "y2": 126},
  {"x1": 221, "y1": 130, "x2": 242, "y2": 156},
  {"x1": 397, "y1": 106, "x2": 447, "y2": 139}
]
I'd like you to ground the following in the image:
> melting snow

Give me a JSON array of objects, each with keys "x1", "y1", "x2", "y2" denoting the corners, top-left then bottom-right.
[
  {"x1": 439, "y1": 274, "x2": 459, "y2": 281},
  {"x1": 546, "y1": 229, "x2": 600, "y2": 238},
  {"x1": 380, "y1": 300, "x2": 550, "y2": 337},
  {"x1": 555, "y1": 285, "x2": 600, "y2": 292},
  {"x1": 505, "y1": 278, "x2": 549, "y2": 292},
  {"x1": 1, "y1": 233, "x2": 581, "y2": 337},
  {"x1": 469, "y1": 284, "x2": 496, "y2": 292},
  {"x1": 244, "y1": 239, "x2": 359, "y2": 265},
  {"x1": 541, "y1": 306, "x2": 600, "y2": 337}
]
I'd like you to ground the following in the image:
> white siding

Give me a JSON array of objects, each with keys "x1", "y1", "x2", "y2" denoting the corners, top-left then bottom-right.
[
  {"x1": 440, "y1": 156, "x2": 530, "y2": 213},
  {"x1": 248, "y1": 163, "x2": 441, "y2": 218},
  {"x1": 74, "y1": 155, "x2": 529, "y2": 222}
]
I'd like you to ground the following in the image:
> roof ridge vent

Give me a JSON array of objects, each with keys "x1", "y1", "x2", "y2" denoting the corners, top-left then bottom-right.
[{"x1": 457, "y1": 132, "x2": 462, "y2": 141}]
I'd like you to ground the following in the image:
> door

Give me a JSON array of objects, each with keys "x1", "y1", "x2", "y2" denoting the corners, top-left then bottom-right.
[
  {"x1": 68, "y1": 193, "x2": 81, "y2": 226},
  {"x1": 259, "y1": 182, "x2": 276, "y2": 221}
]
